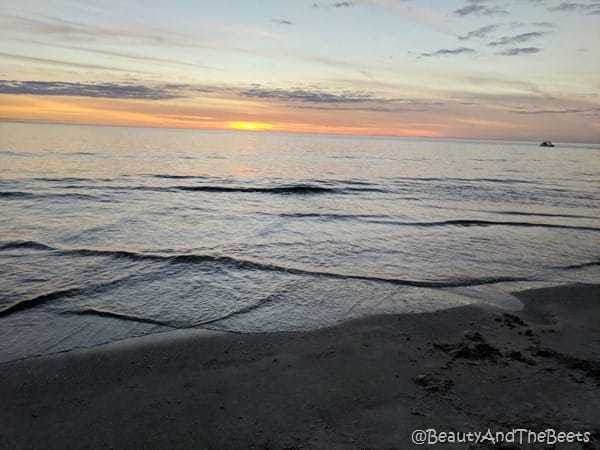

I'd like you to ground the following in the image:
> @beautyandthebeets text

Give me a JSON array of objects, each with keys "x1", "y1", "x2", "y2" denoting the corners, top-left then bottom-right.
[{"x1": 411, "y1": 428, "x2": 591, "y2": 446}]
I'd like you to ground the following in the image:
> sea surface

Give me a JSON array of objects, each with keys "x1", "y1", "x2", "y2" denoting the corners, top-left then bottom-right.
[{"x1": 1, "y1": 122, "x2": 599, "y2": 361}]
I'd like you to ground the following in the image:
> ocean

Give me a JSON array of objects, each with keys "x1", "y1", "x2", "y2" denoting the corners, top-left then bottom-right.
[{"x1": 1, "y1": 122, "x2": 599, "y2": 362}]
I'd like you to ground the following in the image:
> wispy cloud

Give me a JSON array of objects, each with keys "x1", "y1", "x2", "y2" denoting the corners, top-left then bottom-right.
[
  {"x1": 0, "y1": 52, "x2": 147, "y2": 74},
  {"x1": 312, "y1": 1, "x2": 354, "y2": 7},
  {"x1": 13, "y1": 39, "x2": 211, "y2": 71},
  {"x1": 489, "y1": 31, "x2": 548, "y2": 46},
  {"x1": 497, "y1": 47, "x2": 541, "y2": 56},
  {"x1": 512, "y1": 107, "x2": 600, "y2": 115},
  {"x1": 240, "y1": 86, "x2": 392, "y2": 104},
  {"x1": 454, "y1": 1, "x2": 508, "y2": 16},
  {"x1": 0, "y1": 14, "x2": 178, "y2": 46},
  {"x1": 0, "y1": 12, "x2": 280, "y2": 49},
  {"x1": 272, "y1": 19, "x2": 293, "y2": 25},
  {"x1": 0, "y1": 80, "x2": 186, "y2": 100},
  {"x1": 510, "y1": 21, "x2": 556, "y2": 29},
  {"x1": 548, "y1": 2, "x2": 600, "y2": 14},
  {"x1": 237, "y1": 84, "x2": 453, "y2": 113},
  {"x1": 532, "y1": 21, "x2": 556, "y2": 28},
  {"x1": 458, "y1": 24, "x2": 499, "y2": 40},
  {"x1": 420, "y1": 47, "x2": 476, "y2": 57},
  {"x1": 255, "y1": 89, "x2": 447, "y2": 112}
]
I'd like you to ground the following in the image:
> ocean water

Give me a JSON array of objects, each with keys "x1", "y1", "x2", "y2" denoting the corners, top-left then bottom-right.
[{"x1": 1, "y1": 122, "x2": 599, "y2": 361}]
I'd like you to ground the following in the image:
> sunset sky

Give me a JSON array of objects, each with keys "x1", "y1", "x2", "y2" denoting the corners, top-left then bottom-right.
[{"x1": 1, "y1": 0, "x2": 599, "y2": 142}]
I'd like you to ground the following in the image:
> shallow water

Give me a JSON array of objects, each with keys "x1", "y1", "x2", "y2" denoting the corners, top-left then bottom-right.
[{"x1": 1, "y1": 123, "x2": 599, "y2": 361}]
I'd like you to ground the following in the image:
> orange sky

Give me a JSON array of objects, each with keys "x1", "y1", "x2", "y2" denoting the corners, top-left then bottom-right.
[
  {"x1": 1, "y1": 1, "x2": 599, "y2": 142},
  {"x1": 0, "y1": 93, "x2": 448, "y2": 138}
]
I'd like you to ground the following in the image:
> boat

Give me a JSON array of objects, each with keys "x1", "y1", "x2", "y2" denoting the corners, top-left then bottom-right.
[{"x1": 540, "y1": 140, "x2": 555, "y2": 147}]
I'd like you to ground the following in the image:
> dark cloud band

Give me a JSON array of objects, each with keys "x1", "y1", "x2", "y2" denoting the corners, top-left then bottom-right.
[
  {"x1": 497, "y1": 47, "x2": 541, "y2": 56},
  {"x1": 240, "y1": 87, "x2": 391, "y2": 104},
  {"x1": 420, "y1": 47, "x2": 476, "y2": 57},
  {"x1": 0, "y1": 80, "x2": 185, "y2": 100},
  {"x1": 489, "y1": 31, "x2": 548, "y2": 46}
]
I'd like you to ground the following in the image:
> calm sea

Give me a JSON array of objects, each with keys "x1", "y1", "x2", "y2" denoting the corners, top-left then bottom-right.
[{"x1": 1, "y1": 122, "x2": 599, "y2": 361}]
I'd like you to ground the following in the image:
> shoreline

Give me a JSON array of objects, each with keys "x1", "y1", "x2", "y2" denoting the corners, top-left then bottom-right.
[
  {"x1": 1, "y1": 283, "x2": 599, "y2": 448},
  {"x1": 0, "y1": 279, "x2": 556, "y2": 365}
]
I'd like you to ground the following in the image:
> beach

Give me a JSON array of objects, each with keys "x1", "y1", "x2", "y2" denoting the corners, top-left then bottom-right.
[
  {"x1": 2, "y1": 1, "x2": 600, "y2": 447},
  {"x1": 2, "y1": 125, "x2": 599, "y2": 363},
  {"x1": 1, "y1": 283, "x2": 598, "y2": 449}
]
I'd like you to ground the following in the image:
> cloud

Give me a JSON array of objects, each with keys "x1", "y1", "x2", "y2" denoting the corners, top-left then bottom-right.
[
  {"x1": 239, "y1": 85, "x2": 450, "y2": 113},
  {"x1": 15, "y1": 40, "x2": 211, "y2": 71},
  {"x1": 420, "y1": 47, "x2": 476, "y2": 57},
  {"x1": 548, "y1": 2, "x2": 600, "y2": 14},
  {"x1": 272, "y1": 19, "x2": 293, "y2": 25},
  {"x1": 0, "y1": 52, "x2": 147, "y2": 74},
  {"x1": 512, "y1": 107, "x2": 600, "y2": 115},
  {"x1": 532, "y1": 21, "x2": 556, "y2": 28},
  {"x1": 511, "y1": 21, "x2": 556, "y2": 29},
  {"x1": 240, "y1": 86, "x2": 392, "y2": 104},
  {"x1": 489, "y1": 31, "x2": 548, "y2": 46},
  {"x1": 1, "y1": 12, "x2": 280, "y2": 49},
  {"x1": 0, "y1": 80, "x2": 186, "y2": 100},
  {"x1": 332, "y1": 1, "x2": 353, "y2": 7},
  {"x1": 497, "y1": 47, "x2": 541, "y2": 56},
  {"x1": 454, "y1": 2, "x2": 508, "y2": 16},
  {"x1": 0, "y1": 14, "x2": 177, "y2": 46},
  {"x1": 276, "y1": 94, "x2": 446, "y2": 112},
  {"x1": 458, "y1": 24, "x2": 499, "y2": 40}
]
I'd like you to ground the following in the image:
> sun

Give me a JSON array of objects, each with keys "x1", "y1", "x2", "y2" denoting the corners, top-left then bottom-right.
[{"x1": 229, "y1": 121, "x2": 274, "y2": 131}]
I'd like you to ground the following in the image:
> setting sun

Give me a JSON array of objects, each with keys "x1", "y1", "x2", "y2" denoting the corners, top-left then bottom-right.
[{"x1": 229, "y1": 121, "x2": 274, "y2": 131}]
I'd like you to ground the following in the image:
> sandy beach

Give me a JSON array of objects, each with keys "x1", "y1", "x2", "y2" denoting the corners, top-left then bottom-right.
[
  {"x1": 1, "y1": 283, "x2": 599, "y2": 449},
  {"x1": 3, "y1": 0, "x2": 600, "y2": 447}
]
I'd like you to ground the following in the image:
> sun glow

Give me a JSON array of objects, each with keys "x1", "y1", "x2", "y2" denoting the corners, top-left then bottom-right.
[{"x1": 229, "y1": 121, "x2": 274, "y2": 131}]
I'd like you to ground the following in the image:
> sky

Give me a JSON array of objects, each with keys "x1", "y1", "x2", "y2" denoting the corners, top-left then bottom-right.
[{"x1": 0, "y1": 0, "x2": 599, "y2": 142}]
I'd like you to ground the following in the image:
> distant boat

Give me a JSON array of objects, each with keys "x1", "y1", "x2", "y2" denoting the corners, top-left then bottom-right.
[{"x1": 540, "y1": 140, "x2": 555, "y2": 147}]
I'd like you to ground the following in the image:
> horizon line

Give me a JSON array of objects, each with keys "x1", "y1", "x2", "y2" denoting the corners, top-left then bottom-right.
[{"x1": 1, "y1": 119, "x2": 597, "y2": 146}]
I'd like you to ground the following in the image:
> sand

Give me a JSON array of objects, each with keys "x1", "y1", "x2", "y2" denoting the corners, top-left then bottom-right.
[{"x1": 1, "y1": 283, "x2": 599, "y2": 449}]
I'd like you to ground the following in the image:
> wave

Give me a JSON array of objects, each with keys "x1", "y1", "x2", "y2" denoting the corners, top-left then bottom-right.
[
  {"x1": 14, "y1": 175, "x2": 549, "y2": 186},
  {"x1": 494, "y1": 210, "x2": 600, "y2": 220},
  {"x1": 175, "y1": 184, "x2": 339, "y2": 194},
  {"x1": 193, "y1": 292, "x2": 282, "y2": 326},
  {"x1": 64, "y1": 308, "x2": 173, "y2": 326},
  {"x1": 55, "y1": 183, "x2": 384, "y2": 195},
  {"x1": 0, "y1": 191, "x2": 36, "y2": 199},
  {"x1": 64, "y1": 291, "x2": 285, "y2": 328},
  {"x1": 0, "y1": 274, "x2": 138, "y2": 317},
  {"x1": 0, "y1": 287, "x2": 81, "y2": 317},
  {"x1": 0, "y1": 191, "x2": 101, "y2": 201},
  {"x1": 278, "y1": 212, "x2": 388, "y2": 220},
  {"x1": 563, "y1": 260, "x2": 600, "y2": 270},
  {"x1": 0, "y1": 240, "x2": 54, "y2": 251},
  {"x1": 3, "y1": 239, "x2": 599, "y2": 285},
  {"x1": 149, "y1": 174, "x2": 209, "y2": 179},
  {"x1": 273, "y1": 214, "x2": 600, "y2": 232},
  {"x1": 371, "y1": 219, "x2": 600, "y2": 232},
  {"x1": 0, "y1": 151, "x2": 35, "y2": 157},
  {"x1": 169, "y1": 184, "x2": 386, "y2": 195},
  {"x1": 0, "y1": 240, "x2": 532, "y2": 291},
  {"x1": 389, "y1": 176, "x2": 540, "y2": 185},
  {"x1": 2, "y1": 239, "x2": 598, "y2": 321},
  {"x1": 33, "y1": 177, "x2": 114, "y2": 182},
  {"x1": 2, "y1": 240, "x2": 598, "y2": 320}
]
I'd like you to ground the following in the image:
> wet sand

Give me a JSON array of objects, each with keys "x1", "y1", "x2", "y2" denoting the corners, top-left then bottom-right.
[{"x1": 1, "y1": 283, "x2": 599, "y2": 449}]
